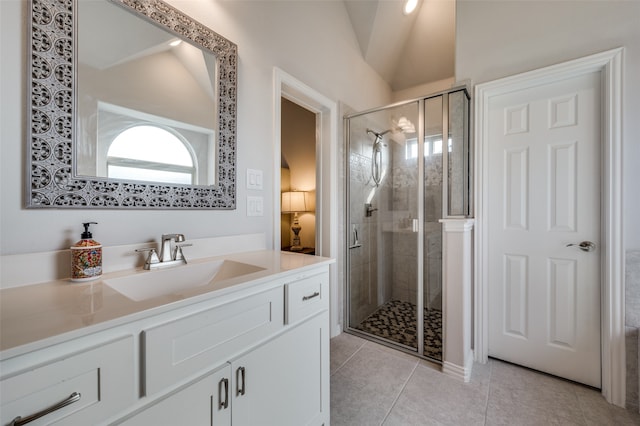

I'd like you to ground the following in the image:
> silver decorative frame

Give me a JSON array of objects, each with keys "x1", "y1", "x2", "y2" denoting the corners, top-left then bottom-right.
[{"x1": 27, "y1": 0, "x2": 237, "y2": 209}]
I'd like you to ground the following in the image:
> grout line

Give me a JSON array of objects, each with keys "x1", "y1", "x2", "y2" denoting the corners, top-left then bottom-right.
[
  {"x1": 574, "y1": 386, "x2": 590, "y2": 425},
  {"x1": 482, "y1": 360, "x2": 493, "y2": 426},
  {"x1": 379, "y1": 358, "x2": 420, "y2": 426},
  {"x1": 331, "y1": 337, "x2": 367, "y2": 376}
]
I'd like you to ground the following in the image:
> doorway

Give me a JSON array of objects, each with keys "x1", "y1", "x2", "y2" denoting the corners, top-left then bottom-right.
[
  {"x1": 273, "y1": 68, "x2": 340, "y2": 337},
  {"x1": 280, "y1": 98, "x2": 317, "y2": 254},
  {"x1": 475, "y1": 48, "x2": 624, "y2": 404}
]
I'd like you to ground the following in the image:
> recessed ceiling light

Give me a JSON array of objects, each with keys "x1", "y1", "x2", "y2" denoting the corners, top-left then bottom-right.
[
  {"x1": 169, "y1": 39, "x2": 182, "y2": 47},
  {"x1": 403, "y1": 0, "x2": 418, "y2": 15}
]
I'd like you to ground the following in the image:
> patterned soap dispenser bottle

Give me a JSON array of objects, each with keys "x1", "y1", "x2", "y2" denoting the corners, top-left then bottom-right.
[{"x1": 70, "y1": 222, "x2": 102, "y2": 282}]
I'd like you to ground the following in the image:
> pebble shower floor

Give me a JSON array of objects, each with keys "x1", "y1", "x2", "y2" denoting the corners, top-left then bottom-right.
[{"x1": 354, "y1": 299, "x2": 442, "y2": 361}]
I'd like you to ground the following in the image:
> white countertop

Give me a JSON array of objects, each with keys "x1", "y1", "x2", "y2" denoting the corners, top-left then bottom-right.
[{"x1": 0, "y1": 250, "x2": 333, "y2": 359}]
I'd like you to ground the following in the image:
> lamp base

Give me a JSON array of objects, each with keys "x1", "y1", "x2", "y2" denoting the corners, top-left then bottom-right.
[{"x1": 291, "y1": 213, "x2": 302, "y2": 251}]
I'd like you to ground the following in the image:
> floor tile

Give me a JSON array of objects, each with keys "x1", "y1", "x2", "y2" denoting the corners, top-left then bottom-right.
[
  {"x1": 575, "y1": 385, "x2": 640, "y2": 426},
  {"x1": 330, "y1": 342, "x2": 418, "y2": 426},
  {"x1": 330, "y1": 331, "x2": 367, "y2": 375},
  {"x1": 385, "y1": 362, "x2": 487, "y2": 425},
  {"x1": 330, "y1": 334, "x2": 634, "y2": 426}
]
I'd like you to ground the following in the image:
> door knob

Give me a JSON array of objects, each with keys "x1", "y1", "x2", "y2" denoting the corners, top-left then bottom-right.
[{"x1": 566, "y1": 241, "x2": 596, "y2": 252}]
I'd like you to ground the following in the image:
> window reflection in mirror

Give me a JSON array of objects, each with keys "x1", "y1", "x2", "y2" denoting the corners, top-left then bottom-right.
[
  {"x1": 107, "y1": 125, "x2": 196, "y2": 185},
  {"x1": 76, "y1": 0, "x2": 218, "y2": 186}
]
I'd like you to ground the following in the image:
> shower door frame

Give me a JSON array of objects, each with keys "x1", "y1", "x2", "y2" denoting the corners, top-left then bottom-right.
[{"x1": 344, "y1": 86, "x2": 471, "y2": 361}]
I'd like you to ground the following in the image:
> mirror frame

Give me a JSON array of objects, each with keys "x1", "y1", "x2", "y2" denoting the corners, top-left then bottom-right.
[{"x1": 26, "y1": 0, "x2": 237, "y2": 209}]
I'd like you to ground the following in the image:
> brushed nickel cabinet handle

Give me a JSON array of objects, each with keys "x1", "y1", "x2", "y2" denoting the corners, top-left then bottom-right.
[
  {"x1": 302, "y1": 291, "x2": 320, "y2": 301},
  {"x1": 11, "y1": 392, "x2": 81, "y2": 426},
  {"x1": 236, "y1": 366, "x2": 246, "y2": 396},
  {"x1": 218, "y1": 377, "x2": 229, "y2": 409}
]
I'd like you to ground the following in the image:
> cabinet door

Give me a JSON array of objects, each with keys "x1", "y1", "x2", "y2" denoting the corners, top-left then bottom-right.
[
  {"x1": 232, "y1": 311, "x2": 329, "y2": 426},
  {"x1": 118, "y1": 365, "x2": 232, "y2": 426}
]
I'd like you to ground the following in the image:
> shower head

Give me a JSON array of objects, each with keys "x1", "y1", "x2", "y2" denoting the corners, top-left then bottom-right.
[{"x1": 366, "y1": 128, "x2": 393, "y2": 139}]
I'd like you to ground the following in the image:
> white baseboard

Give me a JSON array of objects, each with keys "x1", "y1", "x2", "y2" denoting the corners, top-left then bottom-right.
[{"x1": 442, "y1": 353, "x2": 474, "y2": 383}]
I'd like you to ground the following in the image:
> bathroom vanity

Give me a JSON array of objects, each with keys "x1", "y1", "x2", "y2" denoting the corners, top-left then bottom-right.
[{"x1": 0, "y1": 251, "x2": 332, "y2": 425}]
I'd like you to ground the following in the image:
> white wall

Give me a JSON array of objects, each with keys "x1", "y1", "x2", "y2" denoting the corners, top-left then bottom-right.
[
  {"x1": 0, "y1": 0, "x2": 391, "y2": 255},
  {"x1": 455, "y1": 0, "x2": 640, "y2": 250},
  {"x1": 391, "y1": 76, "x2": 456, "y2": 103}
]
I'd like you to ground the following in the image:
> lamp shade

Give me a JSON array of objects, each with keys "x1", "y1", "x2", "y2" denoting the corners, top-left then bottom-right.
[{"x1": 281, "y1": 191, "x2": 308, "y2": 213}]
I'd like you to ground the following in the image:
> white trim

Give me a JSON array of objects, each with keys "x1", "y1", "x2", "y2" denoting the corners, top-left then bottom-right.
[
  {"x1": 273, "y1": 68, "x2": 341, "y2": 337},
  {"x1": 440, "y1": 219, "x2": 475, "y2": 382},
  {"x1": 442, "y1": 357, "x2": 474, "y2": 383},
  {"x1": 474, "y1": 48, "x2": 625, "y2": 406}
]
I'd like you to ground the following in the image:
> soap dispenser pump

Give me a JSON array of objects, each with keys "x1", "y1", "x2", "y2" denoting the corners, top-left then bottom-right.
[{"x1": 70, "y1": 222, "x2": 102, "y2": 282}]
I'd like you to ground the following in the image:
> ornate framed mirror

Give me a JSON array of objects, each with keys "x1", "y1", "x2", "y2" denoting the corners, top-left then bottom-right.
[{"x1": 27, "y1": 0, "x2": 237, "y2": 209}]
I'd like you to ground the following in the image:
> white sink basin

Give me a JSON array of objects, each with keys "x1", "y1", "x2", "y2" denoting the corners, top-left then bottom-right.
[{"x1": 104, "y1": 260, "x2": 265, "y2": 301}]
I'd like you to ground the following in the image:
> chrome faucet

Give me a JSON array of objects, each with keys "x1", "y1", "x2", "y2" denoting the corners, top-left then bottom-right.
[
  {"x1": 136, "y1": 233, "x2": 192, "y2": 270},
  {"x1": 160, "y1": 233, "x2": 185, "y2": 262}
]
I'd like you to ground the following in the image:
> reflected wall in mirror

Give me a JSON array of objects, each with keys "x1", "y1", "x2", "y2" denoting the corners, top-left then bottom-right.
[{"x1": 27, "y1": 0, "x2": 237, "y2": 209}]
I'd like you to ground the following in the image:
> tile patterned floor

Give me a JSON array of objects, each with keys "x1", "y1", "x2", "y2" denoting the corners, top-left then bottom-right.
[
  {"x1": 330, "y1": 333, "x2": 640, "y2": 426},
  {"x1": 354, "y1": 300, "x2": 442, "y2": 361}
]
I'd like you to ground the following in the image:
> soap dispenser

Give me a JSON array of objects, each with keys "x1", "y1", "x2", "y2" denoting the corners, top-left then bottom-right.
[{"x1": 70, "y1": 222, "x2": 102, "y2": 282}]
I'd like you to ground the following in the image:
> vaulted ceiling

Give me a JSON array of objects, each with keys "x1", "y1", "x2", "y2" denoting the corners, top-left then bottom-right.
[{"x1": 343, "y1": 0, "x2": 455, "y2": 92}]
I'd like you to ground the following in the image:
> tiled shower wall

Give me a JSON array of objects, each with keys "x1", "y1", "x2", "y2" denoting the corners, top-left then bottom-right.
[
  {"x1": 348, "y1": 118, "x2": 392, "y2": 327},
  {"x1": 626, "y1": 249, "x2": 640, "y2": 413}
]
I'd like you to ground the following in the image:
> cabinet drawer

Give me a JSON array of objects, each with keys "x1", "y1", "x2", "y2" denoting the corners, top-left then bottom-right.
[
  {"x1": 285, "y1": 272, "x2": 329, "y2": 325},
  {"x1": 143, "y1": 286, "x2": 283, "y2": 396},
  {"x1": 0, "y1": 335, "x2": 134, "y2": 426}
]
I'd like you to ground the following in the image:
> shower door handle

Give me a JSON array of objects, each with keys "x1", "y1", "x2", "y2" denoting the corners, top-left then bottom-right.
[
  {"x1": 349, "y1": 225, "x2": 362, "y2": 249},
  {"x1": 412, "y1": 219, "x2": 419, "y2": 232}
]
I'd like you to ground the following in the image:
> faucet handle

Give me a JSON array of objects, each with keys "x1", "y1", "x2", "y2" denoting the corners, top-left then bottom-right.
[
  {"x1": 174, "y1": 243, "x2": 192, "y2": 262},
  {"x1": 135, "y1": 247, "x2": 160, "y2": 269}
]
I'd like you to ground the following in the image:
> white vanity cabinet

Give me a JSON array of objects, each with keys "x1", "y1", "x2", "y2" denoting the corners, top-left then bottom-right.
[
  {"x1": 0, "y1": 260, "x2": 331, "y2": 426},
  {"x1": 0, "y1": 335, "x2": 135, "y2": 426},
  {"x1": 125, "y1": 269, "x2": 330, "y2": 426}
]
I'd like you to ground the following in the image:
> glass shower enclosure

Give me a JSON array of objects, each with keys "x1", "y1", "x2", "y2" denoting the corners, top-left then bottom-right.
[{"x1": 345, "y1": 88, "x2": 470, "y2": 361}]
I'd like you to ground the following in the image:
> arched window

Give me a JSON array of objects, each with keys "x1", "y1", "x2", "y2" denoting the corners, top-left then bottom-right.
[{"x1": 107, "y1": 125, "x2": 197, "y2": 184}]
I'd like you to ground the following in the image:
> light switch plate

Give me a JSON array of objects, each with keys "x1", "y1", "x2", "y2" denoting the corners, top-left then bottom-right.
[
  {"x1": 246, "y1": 169, "x2": 263, "y2": 190},
  {"x1": 247, "y1": 196, "x2": 263, "y2": 216}
]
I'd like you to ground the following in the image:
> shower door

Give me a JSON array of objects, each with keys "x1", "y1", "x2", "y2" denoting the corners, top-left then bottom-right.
[
  {"x1": 345, "y1": 88, "x2": 470, "y2": 362},
  {"x1": 346, "y1": 101, "x2": 423, "y2": 355}
]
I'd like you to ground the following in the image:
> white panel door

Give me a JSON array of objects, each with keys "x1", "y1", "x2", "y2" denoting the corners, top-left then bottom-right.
[{"x1": 487, "y1": 71, "x2": 601, "y2": 387}]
